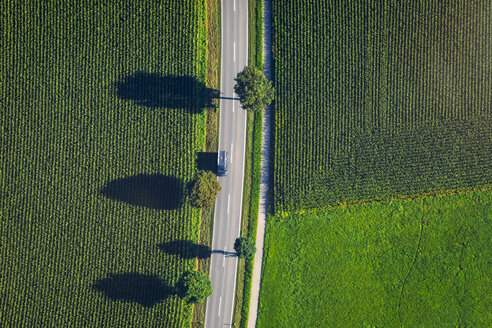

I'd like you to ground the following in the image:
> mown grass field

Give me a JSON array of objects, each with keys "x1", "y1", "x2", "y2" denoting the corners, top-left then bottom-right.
[
  {"x1": 257, "y1": 191, "x2": 492, "y2": 327},
  {"x1": 0, "y1": 1, "x2": 209, "y2": 327},
  {"x1": 272, "y1": 0, "x2": 492, "y2": 212}
]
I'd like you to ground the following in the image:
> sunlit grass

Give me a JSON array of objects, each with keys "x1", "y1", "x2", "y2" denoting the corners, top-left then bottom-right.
[{"x1": 258, "y1": 191, "x2": 491, "y2": 327}]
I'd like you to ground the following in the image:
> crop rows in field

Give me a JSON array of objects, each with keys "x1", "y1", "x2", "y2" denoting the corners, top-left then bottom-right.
[
  {"x1": 0, "y1": 0, "x2": 208, "y2": 327},
  {"x1": 272, "y1": 0, "x2": 492, "y2": 212}
]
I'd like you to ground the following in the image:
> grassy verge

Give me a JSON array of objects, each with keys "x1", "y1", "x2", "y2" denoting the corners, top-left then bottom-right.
[
  {"x1": 193, "y1": 0, "x2": 221, "y2": 326},
  {"x1": 251, "y1": 0, "x2": 264, "y2": 70},
  {"x1": 257, "y1": 190, "x2": 492, "y2": 327},
  {"x1": 232, "y1": 0, "x2": 264, "y2": 326},
  {"x1": 238, "y1": 108, "x2": 263, "y2": 328}
]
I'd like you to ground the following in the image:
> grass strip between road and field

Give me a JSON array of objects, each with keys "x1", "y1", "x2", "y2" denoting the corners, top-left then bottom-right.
[
  {"x1": 232, "y1": 0, "x2": 264, "y2": 327},
  {"x1": 193, "y1": 0, "x2": 221, "y2": 326}
]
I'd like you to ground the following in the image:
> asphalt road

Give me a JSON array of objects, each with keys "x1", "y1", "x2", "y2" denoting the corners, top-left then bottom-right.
[{"x1": 204, "y1": 0, "x2": 248, "y2": 327}]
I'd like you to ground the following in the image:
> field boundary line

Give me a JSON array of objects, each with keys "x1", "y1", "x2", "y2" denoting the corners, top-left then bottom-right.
[{"x1": 277, "y1": 184, "x2": 492, "y2": 218}]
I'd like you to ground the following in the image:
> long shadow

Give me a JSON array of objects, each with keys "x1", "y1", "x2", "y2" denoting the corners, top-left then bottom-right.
[
  {"x1": 196, "y1": 152, "x2": 218, "y2": 173},
  {"x1": 100, "y1": 174, "x2": 183, "y2": 210},
  {"x1": 157, "y1": 240, "x2": 237, "y2": 259},
  {"x1": 158, "y1": 240, "x2": 211, "y2": 259},
  {"x1": 93, "y1": 273, "x2": 174, "y2": 307},
  {"x1": 216, "y1": 96, "x2": 240, "y2": 101},
  {"x1": 211, "y1": 250, "x2": 238, "y2": 257},
  {"x1": 115, "y1": 72, "x2": 220, "y2": 112}
]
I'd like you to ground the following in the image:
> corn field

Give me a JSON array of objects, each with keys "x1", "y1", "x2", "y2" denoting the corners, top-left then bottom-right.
[
  {"x1": 0, "y1": 0, "x2": 207, "y2": 327},
  {"x1": 272, "y1": 0, "x2": 492, "y2": 213}
]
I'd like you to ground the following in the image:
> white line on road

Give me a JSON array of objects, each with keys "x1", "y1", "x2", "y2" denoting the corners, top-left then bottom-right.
[
  {"x1": 232, "y1": 102, "x2": 234, "y2": 113},
  {"x1": 227, "y1": 194, "x2": 231, "y2": 214},
  {"x1": 228, "y1": 105, "x2": 249, "y2": 327},
  {"x1": 223, "y1": 256, "x2": 225, "y2": 267},
  {"x1": 230, "y1": 257, "x2": 239, "y2": 325},
  {"x1": 218, "y1": 297, "x2": 222, "y2": 316},
  {"x1": 234, "y1": 41, "x2": 236, "y2": 62},
  {"x1": 234, "y1": 0, "x2": 236, "y2": 11}
]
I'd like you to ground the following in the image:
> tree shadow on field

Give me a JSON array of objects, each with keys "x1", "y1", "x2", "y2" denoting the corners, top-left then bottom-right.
[
  {"x1": 100, "y1": 174, "x2": 183, "y2": 210},
  {"x1": 115, "y1": 72, "x2": 220, "y2": 113},
  {"x1": 158, "y1": 240, "x2": 212, "y2": 259},
  {"x1": 196, "y1": 152, "x2": 218, "y2": 173},
  {"x1": 92, "y1": 273, "x2": 174, "y2": 307}
]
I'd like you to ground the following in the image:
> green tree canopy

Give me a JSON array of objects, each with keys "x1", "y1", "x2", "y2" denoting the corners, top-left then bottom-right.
[
  {"x1": 178, "y1": 271, "x2": 213, "y2": 304},
  {"x1": 189, "y1": 170, "x2": 221, "y2": 208},
  {"x1": 234, "y1": 66, "x2": 274, "y2": 112},
  {"x1": 234, "y1": 237, "x2": 257, "y2": 259}
]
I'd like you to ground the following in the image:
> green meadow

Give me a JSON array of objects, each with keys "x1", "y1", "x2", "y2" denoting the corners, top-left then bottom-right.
[{"x1": 257, "y1": 191, "x2": 491, "y2": 327}]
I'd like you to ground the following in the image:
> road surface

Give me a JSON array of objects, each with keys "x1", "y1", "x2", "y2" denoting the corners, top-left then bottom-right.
[{"x1": 204, "y1": 0, "x2": 248, "y2": 327}]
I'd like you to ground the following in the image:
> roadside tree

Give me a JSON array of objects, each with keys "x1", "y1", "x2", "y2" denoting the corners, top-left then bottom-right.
[
  {"x1": 189, "y1": 171, "x2": 221, "y2": 208},
  {"x1": 234, "y1": 237, "x2": 256, "y2": 259},
  {"x1": 234, "y1": 66, "x2": 274, "y2": 112},
  {"x1": 178, "y1": 271, "x2": 213, "y2": 304}
]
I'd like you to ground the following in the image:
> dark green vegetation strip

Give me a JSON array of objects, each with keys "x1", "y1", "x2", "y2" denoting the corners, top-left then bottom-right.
[
  {"x1": 238, "y1": 111, "x2": 263, "y2": 328},
  {"x1": 240, "y1": 3, "x2": 264, "y2": 327},
  {"x1": 0, "y1": 1, "x2": 208, "y2": 326},
  {"x1": 248, "y1": 0, "x2": 263, "y2": 69},
  {"x1": 257, "y1": 191, "x2": 492, "y2": 327},
  {"x1": 233, "y1": 0, "x2": 264, "y2": 326},
  {"x1": 194, "y1": 0, "x2": 221, "y2": 325},
  {"x1": 272, "y1": 0, "x2": 492, "y2": 213}
]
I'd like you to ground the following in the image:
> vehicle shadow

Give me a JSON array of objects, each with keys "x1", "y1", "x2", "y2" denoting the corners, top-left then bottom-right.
[
  {"x1": 100, "y1": 174, "x2": 184, "y2": 210},
  {"x1": 196, "y1": 152, "x2": 218, "y2": 174},
  {"x1": 92, "y1": 273, "x2": 174, "y2": 307},
  {"x1": 115, "y1": 72, "x2": 220, "y2": 113}
]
